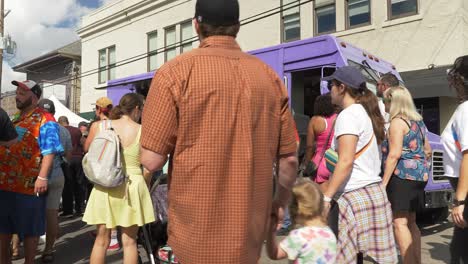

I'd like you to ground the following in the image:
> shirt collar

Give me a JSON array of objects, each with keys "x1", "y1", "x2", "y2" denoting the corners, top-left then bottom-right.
[
  {"x1": 13, "y1": 107, "x2": 37, "y2": 123},
  {"x1": 199, "y1": 36, "x2": 241, "y2": 51}
]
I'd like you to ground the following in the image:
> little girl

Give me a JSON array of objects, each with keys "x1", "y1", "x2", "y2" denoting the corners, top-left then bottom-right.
[{"x1": 267, "y1": 179, "x2": 337, "y2": 263}]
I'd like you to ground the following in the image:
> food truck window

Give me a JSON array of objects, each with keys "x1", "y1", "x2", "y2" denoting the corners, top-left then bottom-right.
[{"x1": 348, "y1": 60, "x2": 380, "y2": 95}]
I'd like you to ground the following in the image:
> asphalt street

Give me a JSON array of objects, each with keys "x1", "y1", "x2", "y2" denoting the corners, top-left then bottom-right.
[{"x1": 12, "y1": 216, "x2": 453, "y2": 264}]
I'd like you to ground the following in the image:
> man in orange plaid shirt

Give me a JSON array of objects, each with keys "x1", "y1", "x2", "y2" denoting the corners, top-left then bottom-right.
[{"x1": 140, "y1": 0, "x2": 298, "y2": 263}]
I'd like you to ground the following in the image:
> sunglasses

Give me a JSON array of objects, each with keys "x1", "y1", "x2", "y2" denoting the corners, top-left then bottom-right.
[{"x1": 383, "y1": 97, "x2": 392, "y2": 103}]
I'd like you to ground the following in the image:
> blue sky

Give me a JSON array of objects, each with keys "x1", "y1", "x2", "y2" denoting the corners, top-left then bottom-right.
[
  {"x1": 79, "y1": 0, "x2": 102, "y2": 9},
  {"x1": 55, "y1": 0, "x2": 103, "y2": 27}
]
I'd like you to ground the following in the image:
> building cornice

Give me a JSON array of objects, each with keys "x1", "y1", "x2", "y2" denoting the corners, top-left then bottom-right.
[{"x1": 78, "y1": 0, "x2": 185, "y2": 39}]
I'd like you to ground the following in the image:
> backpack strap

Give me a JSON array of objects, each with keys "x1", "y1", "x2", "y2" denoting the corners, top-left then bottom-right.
[
  {"x1": 100, "y1": 119, "x2": 112, "y2": 131},
  {"x1": 355, "y1": 134, "x2": 374, "y2": 159}
]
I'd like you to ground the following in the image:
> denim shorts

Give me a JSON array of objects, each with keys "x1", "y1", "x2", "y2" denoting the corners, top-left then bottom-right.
[
  {"x1": 47, "y1": 167, "x2": 65, "y2": 210},
  {"x1": 0, "y1": 190, "x2": 46, "y2": 237}
]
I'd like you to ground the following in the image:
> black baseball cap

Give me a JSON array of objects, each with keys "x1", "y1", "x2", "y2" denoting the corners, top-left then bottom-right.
[
  {"x1": 195, "y1": 0, "x2": 240, "y2": 26},
  {"x1": 323, "y1": 66, "x2": 366, "y2": 89},
  {"x1": 37, "y1": 99, "x2": 55, "y2": 114}
]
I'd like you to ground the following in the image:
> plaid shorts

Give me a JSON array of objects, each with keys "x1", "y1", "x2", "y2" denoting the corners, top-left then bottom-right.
[{"x1": 336, "y1": 182, "x2": 398, "y2": 264}]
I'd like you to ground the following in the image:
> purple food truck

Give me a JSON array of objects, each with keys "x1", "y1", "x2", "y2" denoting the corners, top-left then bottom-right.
[{"x1": 106, "y1": 35, "x2": 452, "y2": 222}]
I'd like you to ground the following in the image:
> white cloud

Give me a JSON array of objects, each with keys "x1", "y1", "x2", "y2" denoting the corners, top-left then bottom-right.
[
  {"x1": 2, "y1": 0, "x2": 94, "y2": 93},
  {"x1": 2, "y1": 61, "x2": 25, "y2": 90},
  {"x1": 99, "y1": 0, "x2": 118, "y2": 6}
]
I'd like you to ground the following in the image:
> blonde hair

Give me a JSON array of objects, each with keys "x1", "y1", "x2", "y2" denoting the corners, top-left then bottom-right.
[
  {"x1": 384, "y1": 85, "x2": 422, "y2": 121},
  {"x1": 289, "y1": 179, "x2": 324, "y2": 227}
]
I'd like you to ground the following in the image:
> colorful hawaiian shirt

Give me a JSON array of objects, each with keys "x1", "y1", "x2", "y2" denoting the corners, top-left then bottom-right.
[
  {"x1": 280, "y1": 226, "x2": 337, "y2": 264},
  {"x1": 0, "y1": 108, "x2": 63, "y2": 195},
  {"x1": 382, "y1": 120, "x2": 430, "y2": 182}
]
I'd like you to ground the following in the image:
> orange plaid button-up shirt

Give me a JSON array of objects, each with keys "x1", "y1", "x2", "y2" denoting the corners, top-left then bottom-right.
[{"x1": 141, "y1": 36, "x2": 297, "y2": 264}]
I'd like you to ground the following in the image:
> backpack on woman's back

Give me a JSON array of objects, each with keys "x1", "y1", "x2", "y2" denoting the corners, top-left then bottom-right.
[{"x1": 82, "y1": 120, "x2": 126, "y2": 188}]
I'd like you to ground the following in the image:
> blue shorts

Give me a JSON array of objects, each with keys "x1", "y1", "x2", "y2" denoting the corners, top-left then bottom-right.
[{"x1": 0, "y1": 190, "x2": 46, "y2": 237}]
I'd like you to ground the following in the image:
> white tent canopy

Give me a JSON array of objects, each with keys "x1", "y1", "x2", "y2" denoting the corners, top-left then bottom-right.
[{"x1": 48, "y1": 95, "x2": 89, "y2": 127}]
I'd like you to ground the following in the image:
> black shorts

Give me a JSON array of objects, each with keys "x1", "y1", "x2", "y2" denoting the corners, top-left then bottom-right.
[{"x1": 386, "y1": 176, "x2": 427, "y2": 213}]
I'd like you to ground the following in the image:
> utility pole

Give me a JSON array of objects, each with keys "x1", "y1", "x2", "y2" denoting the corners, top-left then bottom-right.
[{"x1": 0, "y1": 0, "x2": 4, "y2": 103}]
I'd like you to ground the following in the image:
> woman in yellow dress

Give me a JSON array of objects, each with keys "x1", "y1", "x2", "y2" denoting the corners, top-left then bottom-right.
[{"x1": 83, "y1": 93, "x2": 155, "y2": 264}]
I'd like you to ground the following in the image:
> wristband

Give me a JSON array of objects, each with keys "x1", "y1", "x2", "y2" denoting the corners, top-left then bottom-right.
[
  {"x1": 37, "y1": 176, "x2": 48, "y2": 181},
  {"x1": 323, "y1": 195, "x2": 332, "y2": 203}
]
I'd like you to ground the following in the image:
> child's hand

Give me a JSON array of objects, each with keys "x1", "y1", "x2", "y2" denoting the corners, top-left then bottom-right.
[
  {"x1": 271, "y1": 200, "x2": 285, "y2": 232},
  {"x1": 269, "y1": 213, "x2": 279, "y2": 234}
]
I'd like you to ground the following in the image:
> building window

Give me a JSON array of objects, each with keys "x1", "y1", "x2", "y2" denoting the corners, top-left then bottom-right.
[
  {"x1": 180, "y1": 21, "x2": 193, "y2": 54},
  {"x1": 347, "y1": 0, "x2": 370, "y2": 29},
  {"x1": 281, "y1": 0, "x2": 300, "y2": 42},
  {"x1": 98, "y1": 46, "x2": 116, "y2": 84},
  {"x1": 388, "y1": 0, "x2": 418, "y2": 19},
  {"x1": 148, "y1": 31, "x2": 158, "y2": 71},
  {"x1": 315, "y1": 0, "x2": 336, "y2": 35},
  {"x1": 165, "y1": 26, "x2": 176, "y2": 62}
]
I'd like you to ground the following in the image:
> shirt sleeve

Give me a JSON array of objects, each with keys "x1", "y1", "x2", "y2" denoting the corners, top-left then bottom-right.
[
  {"x1": 454, "y1": 103, "x2": 468, "y2": 152},
  {"x1": 140, "y1": 68, "x2": 178, "y2": 156},
  {"x1": 39, "y1": 121, "x2": 64, "y2": 156},
  {"x1": 279, "y1": 231, "x2": 302, "y2": 260},
  {"x1": 0, "y1": 108, "x2": 17, "y2": 141},
  {"x1": 334, "y1": 107, "x2": 362, "y2": 138}
]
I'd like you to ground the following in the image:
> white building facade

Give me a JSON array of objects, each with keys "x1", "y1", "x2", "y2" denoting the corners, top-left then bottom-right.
[{"x1": 78, "y1": 0, "x2": 468, "y2": 133}]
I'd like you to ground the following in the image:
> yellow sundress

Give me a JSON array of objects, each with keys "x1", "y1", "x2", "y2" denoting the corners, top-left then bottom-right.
[{"x1": 83, "y1": 126, "x2": 155, "y2": 228}]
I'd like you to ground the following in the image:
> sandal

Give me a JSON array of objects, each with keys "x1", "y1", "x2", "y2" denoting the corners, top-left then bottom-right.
[
  {"x1": 41, "y1": 252, "x2": 54, "y2": 263},
  {"x1": 11, "y1": 253, "x2": 20, "y2": 260}
]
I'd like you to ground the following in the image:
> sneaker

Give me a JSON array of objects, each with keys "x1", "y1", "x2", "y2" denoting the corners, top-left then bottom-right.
[
  {"x1": 73, "y1": 211, "x2": 83, "y2": 217},
  {"x1": 107, "y1": 240, "x2": 120, "y2": 251},
  {"x1": 39, "y1": 235, "x2": 46, "y2": 245},
  {"x1": 59, "y1": 212, "x2": 73, "y2": 217}
]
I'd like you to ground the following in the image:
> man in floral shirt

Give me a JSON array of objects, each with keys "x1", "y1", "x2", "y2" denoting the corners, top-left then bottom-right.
[{"x1": 0, "y1": 80, "x2": 63, "y2": 264}]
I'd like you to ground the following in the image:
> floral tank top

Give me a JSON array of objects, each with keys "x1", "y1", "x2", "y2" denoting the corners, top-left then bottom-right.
[{"x1": 382, "y1": 119, "x2": 430, "y2": 182}]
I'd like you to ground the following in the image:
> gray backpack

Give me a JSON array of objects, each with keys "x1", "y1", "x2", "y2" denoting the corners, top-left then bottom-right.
[{"x1": 82, "y1": 120, "x2": 126, "y2": 187}]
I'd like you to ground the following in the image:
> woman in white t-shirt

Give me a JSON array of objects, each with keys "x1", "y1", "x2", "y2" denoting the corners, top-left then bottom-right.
[
  {"x1": 442, "y1": 55, "x2": 468, "y2": 263},
  {"x1": 322, "y1": 66, "x2": 397, "y2": 264}
]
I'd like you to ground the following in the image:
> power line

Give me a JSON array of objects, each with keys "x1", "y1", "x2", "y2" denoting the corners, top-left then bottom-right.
[{"x1": 42, "y1": 0, "x2": 312, "y2": 89}]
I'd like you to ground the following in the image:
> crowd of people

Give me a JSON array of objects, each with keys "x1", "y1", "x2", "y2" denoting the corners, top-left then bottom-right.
[{"x1": 0, "y1": 0, "x2": 467, "y2": 263}]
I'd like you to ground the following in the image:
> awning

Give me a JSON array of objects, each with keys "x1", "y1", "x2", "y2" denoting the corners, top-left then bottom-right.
[
  {"x1": 401, "y1": 66, "x2": 456, "y2": 99},
  {"x1": 79, "y1": 111, "x2": 95, "y2": 121},
  {"x1": 105, "y1": 71, "x2": 155, "y2": 88}
]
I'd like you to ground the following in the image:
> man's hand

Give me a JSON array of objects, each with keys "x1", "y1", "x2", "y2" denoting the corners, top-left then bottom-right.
[
  {"x1": 452, "y1": 205, "x2": 467, "y2": 228},
  {"x1": 34, "y1": 177, "x2": 48, "y2": 195}
]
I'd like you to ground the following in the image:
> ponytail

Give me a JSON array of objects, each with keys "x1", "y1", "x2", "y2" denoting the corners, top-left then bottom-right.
[
  {"x1": 349, "y1": 84, "x2": 385, "y2": 144},
  {"x1": 109, "y1": 105, "x2": 124, "y2": 120}
]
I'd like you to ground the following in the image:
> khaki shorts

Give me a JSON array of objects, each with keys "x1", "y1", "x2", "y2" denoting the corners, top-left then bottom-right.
[{"x1": 46, "y1": 167, "x2": 65, "y2": 210}]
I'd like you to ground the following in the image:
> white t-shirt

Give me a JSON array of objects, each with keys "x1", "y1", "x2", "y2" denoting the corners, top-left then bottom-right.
[
  {"x1": 441, "y1": 101, "x2": 468, "y2": 178},
  {"x1": 332, "y1": 104, "x2": 382, "y2": 193},
  {"x1": 378, "y1": 99, "x2": 390, "y2": 131}
]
